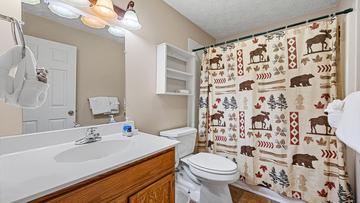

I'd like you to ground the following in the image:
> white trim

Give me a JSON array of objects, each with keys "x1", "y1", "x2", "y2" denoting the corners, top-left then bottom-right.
[
  {"x1": 354, "y1": 0, "x2": 360, "y2": 200},
  {"x1": 187, "y1": 39, "x2": 204, "y2": 128}
]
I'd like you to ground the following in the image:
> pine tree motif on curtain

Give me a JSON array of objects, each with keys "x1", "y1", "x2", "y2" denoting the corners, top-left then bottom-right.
[{"x1": 198, "y1": 18, "x2": 354, "y2": 203}]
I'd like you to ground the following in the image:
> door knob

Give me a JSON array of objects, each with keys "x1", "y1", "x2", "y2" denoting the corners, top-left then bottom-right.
[{"x1": 68, "y1": 110, "x2": 74, "y2": 116}]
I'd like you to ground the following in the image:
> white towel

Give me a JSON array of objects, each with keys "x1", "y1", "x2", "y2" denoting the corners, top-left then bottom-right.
[
  {"x1": 0, "y1": 45, "x2": 23, "y2": 101},
  {"x1": 108, "y1": 97, "x2": 119, "y2": 114},
  {"x1": 325, "y1": 99, "x2": 345, "y2": 128},
  {"x1": 18, "y1": 79, "x2": 48, "y2": 108},
  {"x1": 89, "y1": 97, "x2": 111, "y2": 115},
  {"x1": 327, "y1": 92, "x2": 360, "y2": 153},
  {"x1": 0, "y1": 45, "x2": 48, "y2": 108},
  {"x1": 15, "y1": 47, "x2": 48, "y2": 108}
]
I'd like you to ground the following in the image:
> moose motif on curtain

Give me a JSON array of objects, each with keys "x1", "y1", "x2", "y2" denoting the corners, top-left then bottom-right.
[{"x1": 198, "y1": 17, "x2": 353, "y2": 203}]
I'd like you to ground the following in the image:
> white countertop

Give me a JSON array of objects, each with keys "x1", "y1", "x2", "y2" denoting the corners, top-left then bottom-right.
[{"x1": 0, "y1": 132, "x2": 178, "y2": 203}]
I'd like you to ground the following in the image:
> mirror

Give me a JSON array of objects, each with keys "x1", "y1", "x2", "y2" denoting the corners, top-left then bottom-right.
[{"x1": 2, "y1": 2, "x2": 126, "y2": 135}]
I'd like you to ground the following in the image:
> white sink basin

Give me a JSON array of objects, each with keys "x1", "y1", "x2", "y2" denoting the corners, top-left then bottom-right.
[{"x1": 54, "y1": 140, "x2": 132, "y2": 163}]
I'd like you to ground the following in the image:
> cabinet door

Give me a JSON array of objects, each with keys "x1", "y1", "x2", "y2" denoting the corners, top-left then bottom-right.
[{"x1": 129, "y1": 173, "x2": 175, "y2": 203}]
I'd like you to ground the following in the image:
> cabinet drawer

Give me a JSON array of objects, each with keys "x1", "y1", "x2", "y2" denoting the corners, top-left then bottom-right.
[{"x1": 31, "y1": 149, "x2": 175, "y2": 203}]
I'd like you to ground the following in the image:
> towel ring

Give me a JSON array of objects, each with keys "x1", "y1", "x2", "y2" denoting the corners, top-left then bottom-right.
[
  {"x1": 13, "y1": 19, "x2": 26, "y2": 59},
  {"x1": 0, "y1": 14, "x2": 26, "y2": 59}
]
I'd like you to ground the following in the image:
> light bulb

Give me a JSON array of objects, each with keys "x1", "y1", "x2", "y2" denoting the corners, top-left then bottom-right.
[
  {"x1": 64, "y1": 0, "x2": 90, "y2": 7},
  {"x1": 121, "y1": 10, "x2": 141, "y2": 30},
  {"x1": 92, "y1": 0, "x2": 117, "y2": 19},
  {"x1": 81, "y1": 16, "x2": 106, "y2": 29},
  {"x1": 108, "y1": 26, "x2": 125, "y2": 37},
  {"x1": 48, "y1": 1, "x2": 80, "y2": 19},
  {"x1": 22, "y1": 0, "x2": 40, "y2": 5}
]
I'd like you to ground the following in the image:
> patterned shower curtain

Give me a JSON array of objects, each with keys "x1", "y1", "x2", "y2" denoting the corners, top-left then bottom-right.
[{"x1": 198, "y1": 18, "x2": 353, "y2": 203}]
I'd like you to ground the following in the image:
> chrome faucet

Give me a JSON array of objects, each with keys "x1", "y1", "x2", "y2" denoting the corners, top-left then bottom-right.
[{"x1": 75, "y1": 127, "x2": 102, "y2": 145}]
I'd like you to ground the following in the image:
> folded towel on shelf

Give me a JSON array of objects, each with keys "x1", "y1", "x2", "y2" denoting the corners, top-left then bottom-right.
[
  {"x1": 89, "y1": 96, "x2": 120, "y2": 115},
  {"x1": 89, "y1": 97, "x2": 110, "y2": 115},
  {"x1": 108, "y1": 97, "x2": 119, "y2": 114},
  {"x1": 334, "y1": 92, "x2": 360, "y2": 154}
]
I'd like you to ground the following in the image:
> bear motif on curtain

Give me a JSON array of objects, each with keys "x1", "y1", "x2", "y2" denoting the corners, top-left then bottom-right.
[{"x1": 198, "y1": 17, "x2": 353, "y2": 203}]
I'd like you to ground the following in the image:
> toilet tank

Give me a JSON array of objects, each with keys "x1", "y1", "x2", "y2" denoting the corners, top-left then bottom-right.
[{"x1": 160, "y1": 127, "x2": 197, "y2": 158}]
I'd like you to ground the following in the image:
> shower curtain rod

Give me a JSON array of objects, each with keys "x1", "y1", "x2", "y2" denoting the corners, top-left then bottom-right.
[{"x1": 192, "y1": 8, "x2": 353, "y2": 52}]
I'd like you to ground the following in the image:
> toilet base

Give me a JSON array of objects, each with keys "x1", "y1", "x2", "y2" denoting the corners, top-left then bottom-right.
[{"x1": 199, "y1": 181, "x2": 232, "y2": 203}]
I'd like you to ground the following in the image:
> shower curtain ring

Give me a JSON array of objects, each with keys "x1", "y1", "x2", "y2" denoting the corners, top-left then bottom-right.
[{"x1": 330, "y1": 13, "x2": 336, "y2": 19}]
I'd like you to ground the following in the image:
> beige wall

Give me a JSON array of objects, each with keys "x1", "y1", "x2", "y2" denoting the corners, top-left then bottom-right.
[
  {"x1": 22, "y1": 13, "x2": 125, "y2": 127},
  {"x1": 217, "y1": 7, "x2": 339, "y2": 42},
  {"x1": 113, "y1": 0, "x2": 215, "y2": 135},
  {"x1": 0, "y1": 0, "x2": 22, "y2": 136}
]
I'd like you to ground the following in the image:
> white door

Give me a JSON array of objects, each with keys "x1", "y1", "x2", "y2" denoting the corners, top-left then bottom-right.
[{"x1": 22, "y1": 36, "x2": 77, "y2": 134}]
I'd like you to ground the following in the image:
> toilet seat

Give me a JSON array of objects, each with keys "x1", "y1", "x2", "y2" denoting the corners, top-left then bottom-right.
[
  {"x1": 187, "y1": 153, "x2": 238, "y2": 175},
  {"x1": 185, "y1": 153, "x2": 239, "y2": 183},
  {"x1": 189, "y1": 164, "x2": 239, "y2": 183}
]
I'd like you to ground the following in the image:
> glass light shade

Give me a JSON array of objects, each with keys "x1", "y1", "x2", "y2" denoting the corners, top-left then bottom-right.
[
  {"x1": 121, "y1": 10, "x2": 141, "y2": 30},
  {"x1": 22, "y1": 0, "x2": 40, "y2": 5},
  {"x1": 64, "y1": 0, "x2": 90, "y2": 7},
  {"x1": 48, "y1": 2, "x2": 80, "y2": 19},
  {"x1": 92, "y1": 0, "x2": 117, "y2": 19},
  {"x1": 81, "y1": 16, "x2": 106, "y2": 29},
  {"x1": 108, "y1": 26, "x2": 125, "y2": 37}
]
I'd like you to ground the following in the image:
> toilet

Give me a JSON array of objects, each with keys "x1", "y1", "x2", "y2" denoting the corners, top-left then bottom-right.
[{"x1": 160, "y1": 127, "x2": 239, "y2": 203}]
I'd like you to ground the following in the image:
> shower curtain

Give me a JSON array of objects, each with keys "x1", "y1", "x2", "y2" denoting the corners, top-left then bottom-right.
[{"x1": 198, "y1": 18, "x2": 353, "y2": 203}]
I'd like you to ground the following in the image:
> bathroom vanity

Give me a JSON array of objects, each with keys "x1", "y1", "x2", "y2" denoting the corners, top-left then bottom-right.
[
  {"x1": 0, "y1": 123, "x2": 178, "y2": 203},
  {"x1": 32, "y1": 149, "x2": 175, "y2": 203}
]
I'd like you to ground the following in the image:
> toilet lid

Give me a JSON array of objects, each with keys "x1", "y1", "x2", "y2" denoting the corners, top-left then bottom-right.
[{"x1": 187, "y1": 153, "x2": 237, "y2": 174}]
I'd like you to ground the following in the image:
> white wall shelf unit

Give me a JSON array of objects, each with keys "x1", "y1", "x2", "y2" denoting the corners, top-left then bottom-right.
[{"x1": 156, "y1": 43, "x2": 195, "y2": 96}]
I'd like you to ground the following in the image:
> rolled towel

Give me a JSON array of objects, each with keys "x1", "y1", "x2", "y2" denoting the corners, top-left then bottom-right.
[{"x1": 36, "y1": 67, "x2": 48, "y2": 83}]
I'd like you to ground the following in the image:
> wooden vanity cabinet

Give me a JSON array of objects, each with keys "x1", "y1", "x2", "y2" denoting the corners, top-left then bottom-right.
[
  {"x1": 31, "y1": 148, "x2": 175, "y2": 203},
  {"x1": 128, "y1": 173, "x2": 175, "y2": 203}
]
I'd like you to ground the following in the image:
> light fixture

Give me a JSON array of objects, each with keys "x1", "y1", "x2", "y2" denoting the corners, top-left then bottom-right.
[
  {"x1": 120, "y1": 1, "x2": 141, "y2": 30},
  {"x1": 45, "y1": 0, "x2": 140, "y2": 37},
  {"x1": 81, "y1": 16, "x2": 106, "y2": 29},
  {"x1": 92, "y1": 0, "x2": 117, "y2": 19},
  {"x1": 48, "y1": 1, "x2": 80, "y2": 19},
  {"x1": 64, "y1": 0, "x2": 90, "y2": 7},
  {"x1": 21, "y1": 0, "x2": 40, "y2": 5},
  {"x1": 108, "y1": 26, "x2": 125, "y2": 37}
]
